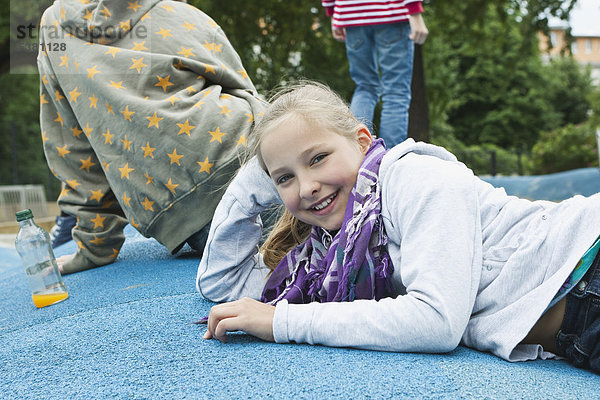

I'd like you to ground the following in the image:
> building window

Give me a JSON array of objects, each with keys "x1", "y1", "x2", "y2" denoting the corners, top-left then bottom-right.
[
  {"x1": 571, "y1": 41, "x2": 578, "y2": 54},
  {"x1": 585, "y1": 39, "x2": 592, "y2": 54}
]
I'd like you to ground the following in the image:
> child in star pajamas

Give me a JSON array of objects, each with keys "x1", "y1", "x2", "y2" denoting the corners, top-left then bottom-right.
[{"x1": 38, "y1": 0, "x2": 266, "y2": 273}]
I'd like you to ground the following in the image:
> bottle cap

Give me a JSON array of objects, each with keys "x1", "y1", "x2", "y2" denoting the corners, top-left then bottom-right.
[{"x1": 16, "y1": 209, "x2": 33, "y2": 222}]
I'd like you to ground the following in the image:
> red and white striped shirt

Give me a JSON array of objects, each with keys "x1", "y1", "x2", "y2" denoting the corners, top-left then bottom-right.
[{"x1": 322, "y1": 0, "x2": 423, "y2": 28}]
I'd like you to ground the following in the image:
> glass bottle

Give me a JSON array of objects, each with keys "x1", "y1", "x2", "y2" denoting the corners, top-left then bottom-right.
[{"x1": 14, "y1": 209, "x2": 68, "y2": 308}]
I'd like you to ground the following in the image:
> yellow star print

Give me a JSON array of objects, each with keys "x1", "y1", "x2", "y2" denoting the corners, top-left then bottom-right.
[
  {"x1": 237, "y1": 69, "x2": 249, "y2": 79},
  {"x1": 102, "y1": 129, "x2": 114, "y2": 144},
  {"x1": 219, "y1": 104, "x2": 232, "y2": 117},
  {"x1": 202, "y1": 41, "x2": 215, "y2": 52},
  {"x1": 141, "y1": 197, "x2": 155, "y2": 211},
  {"x1": 166, "y1": 95, "x2": 180, "y2": 105},
  {"x1": 155, "y1": 75, "x2": 174, "y2": 92},
  {"x1": 71, "y1": 125, "x2": 83, "y2": 138},
  {"x1": 245, "y1": 113, "x2": 254, "y2": 122},
  {"x1": 176, "y1": 119, "x2": 195, "y2": 136},
  {"x1": 99, "y1": 6, "x2": 111, "y2": 19},
  {"x1": 209, "y1": 126, "x2": 227, "y2": 143},
  {"x1": 89, "y1": 94, "x2": 98, "y2": 108},
  {"x1": 156, "y1": 27, "x2": 173, "y2": 39},
  {"x1": 193, "y1": 101, "x2": 205, "y2": 110},
  {"x1": 105, "y1": 47, "x2": 122, "y2": 58},
  {"x1": 66, "y1": 179, "x2": 80, "y2": 189},
  {"x1": 82, "y1": 123, "x2": 93, "y2": 137},
  {"x1": 83, "y1": 9, "x2": 93, "y2": 22},
  {"x1": 127, "y1": 0, "x2": 141, "y2": 12},
  {"x1": 129, "y1": 57, "x2": 147, "y2": 73},
  {"x1": 76, "y1": 240, "x2": 84, "y2": 250},
  {"x1": 106, "y1": 103, "x2": 114, "y2": 114},
  {"x1": 55, "y1": 112, "x2": 64, "y2": 126},
  {"x1": 41, "y1": 131, "x2": 49, "y2": 142},
  {"x1": 121, "y1": 105, "x2": 135, "y2": 121},
  {"x1": 90, "y1": 189, "x2": 103, "y2": 202},
  {"x1": 59, "y1": 54, "x2": 69, "y2": 67},
  {"x1": 144, "y1": 172, "x2": 155, "y2": 184},
  {"x1": 121, "y1": 135, "x2": 133, "y2": 151},
  {"x1": 141, "y1": 141, "x2": 156, "y2": 158},
  {"x1": 40, "y1": 94, "x2": 48, "y2": 105},
  {"x1": 162, "y1": 3, "x2": 175, "y2": 12},
  {"x1": 121, "y1": 192, "x2": 131, "y2": 207},
  {"x1": 111, "y1": 248, "x2": 119, "y2": 258},
  {"x1": 57, "y1": 144, "x2": 70, "y2": 158},
  {"x1": 68, "y1": 87, "x2": 82, "y2": 103},
  {"x1": 109, "y1": 80, "x2": 125, "y2": 90},
  {"x1": 73, "y1": 58, "x2": 81, "y2": 71},
  {"x1": 186, "y1": 86, "x2": 197, "y2": 95},
  {"x1": 165, "y1": 178, "x2": 179, "y2": 194},
  {"x1": 90, "y1": 235, "x2": 105, "y2": 245},
  {"x1": 91, "y1": 214, "x2": 106, "y2": 229},
  {"x1": 167, "y1": 149, "x2": 184, "y2": 165},
  {"x1": 182, "y1": 21, "x2": 196, "y2": 32},
  {"x1": 146, "y1": 111, "x2": 163, "y2": 128},
  {"x1": 177, "y1": 47, "x2": 195, "y2": 58},
  {"x1": 119, "y1": 20, "x2": 131, "y2": 31},
  {"x1": 80, "y1": 156, "x2": 97, "y2": 172},
  {"x1": 118, "y1": 163, "x2": 134, "y2": 179},
  {"x1": 59, "y1": 186, "x2": 70, "y2": 198},
  {"x1": 197, "y1": 157, "x2": 213, "y2": 174},
  {"x1": 204, "y1": 64, "x2": 216, "y2": 74},
  {"x1": 42, "y1": 75, "x2": 48, "y2": 84},
  {"x1": 102, "y1": 159, "x2": 110, "y2": 171},
  {"x1": 237, "y1": 134, "x2": 247, "y2": 147},
  {"x1": 130, "y1": 217, "x2": 140, "y2": 228},
  {"x1": 54, "y1": 90, "x2": 65, "y2": 101},
  {"x1": 131, "y1": 41, "x2": 148, "y2": 51},
  {"x1": 87, "y1": 65, "x2": 100, "y2": 80},
  {"x1": 173, "y1": 59, "x2": 187, "y2": 70}
]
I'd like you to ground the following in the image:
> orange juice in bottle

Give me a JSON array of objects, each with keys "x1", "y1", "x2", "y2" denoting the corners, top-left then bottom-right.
[{"x1": 15, "y1": 209, "x2": 69, "y2": 308}]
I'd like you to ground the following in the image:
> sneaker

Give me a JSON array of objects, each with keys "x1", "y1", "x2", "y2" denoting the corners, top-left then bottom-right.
[{"x1": 49, "y1": 215, "x2": 77, "y2": 248}]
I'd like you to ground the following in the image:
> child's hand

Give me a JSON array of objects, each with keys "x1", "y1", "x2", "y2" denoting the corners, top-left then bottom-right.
[
  {"x1": 331, "y1": 20, "x2": 346, "y2": 42},
  {"x1": 408, "y1": 13, "x2": 428, "y2": 45},
  {"x1": 203, "y1": 297, "x2": 275, "y2": 342}
]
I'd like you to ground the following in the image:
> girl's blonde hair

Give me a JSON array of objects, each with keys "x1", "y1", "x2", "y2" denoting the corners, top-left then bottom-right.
[{"x1": 252, "y1": 81, "x2": 366, "y2": 270}]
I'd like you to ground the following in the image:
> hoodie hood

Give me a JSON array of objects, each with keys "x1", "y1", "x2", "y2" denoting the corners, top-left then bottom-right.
[{"x1": 57, "y1": 0, "x2": 162, "y2": 44}]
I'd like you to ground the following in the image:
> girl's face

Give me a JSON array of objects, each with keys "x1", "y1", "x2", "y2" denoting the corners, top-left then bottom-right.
[{"x1": 260, "y1": 117, "x2": 372, "y2": 231}]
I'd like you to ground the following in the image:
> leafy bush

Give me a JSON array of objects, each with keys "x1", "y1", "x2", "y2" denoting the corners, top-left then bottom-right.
[{"x1": 530, "y1": 123, "x2": 598, "y2": 174}]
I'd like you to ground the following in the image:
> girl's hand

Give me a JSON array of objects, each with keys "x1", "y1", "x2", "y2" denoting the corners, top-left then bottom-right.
[
  {"x1": 203, "y1": 297, "x2": 276, "y2": 342},
  {"x1": 408, "y1": 13, "x2": 428, "y2": 45},
  {"x1": 56, "y1": 254, "x2": 75, "y2": 274}
]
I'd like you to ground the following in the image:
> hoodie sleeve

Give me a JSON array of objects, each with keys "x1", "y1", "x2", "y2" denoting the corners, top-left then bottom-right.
[{"x1": 196, "y1": 157, "x2": 281, "y2": 302}]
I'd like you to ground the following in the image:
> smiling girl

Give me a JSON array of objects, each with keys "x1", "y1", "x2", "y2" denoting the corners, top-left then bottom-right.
[{"x1": 196, "y1": 82, "x2": 600, "y2": 373}]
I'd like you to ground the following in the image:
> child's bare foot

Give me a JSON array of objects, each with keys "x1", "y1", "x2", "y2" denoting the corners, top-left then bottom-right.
[{"x1": 56, "y1": 254, "x2": 75, "y2": 274}]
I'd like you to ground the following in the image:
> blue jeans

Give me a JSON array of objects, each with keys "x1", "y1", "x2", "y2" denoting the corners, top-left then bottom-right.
[
  {"x1": 555, "y1": 250, "x2": 600, "y2": 374},
  {"x1": 345, "y1": 22, "x2": 414, "y2": 147}
]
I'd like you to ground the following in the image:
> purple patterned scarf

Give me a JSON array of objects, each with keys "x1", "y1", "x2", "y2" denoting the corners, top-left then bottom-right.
[{"x1": 261, "y1": 139, "x2": 394, "y2": 305}]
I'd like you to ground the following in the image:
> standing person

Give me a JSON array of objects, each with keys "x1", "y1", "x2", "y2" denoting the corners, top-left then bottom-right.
[
  {"x1": 38, "y1": 0, "x2": 266, "y2": 274},
  {"x1": 197, "y1": 82, "x2": 600, "y2": 374},
  {"x1": 323, "y1": 0, "x2": 428, "y2": 146}
]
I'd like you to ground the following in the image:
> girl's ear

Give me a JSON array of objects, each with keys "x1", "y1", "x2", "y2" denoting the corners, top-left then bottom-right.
[{"x1": 356, "y1": 127, "x2": 373, "y2": 154}]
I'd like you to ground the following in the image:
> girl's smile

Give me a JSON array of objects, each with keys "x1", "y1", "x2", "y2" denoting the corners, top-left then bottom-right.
[{"x1": 260, "y1": 115, "x2": 372, "y2": 231}]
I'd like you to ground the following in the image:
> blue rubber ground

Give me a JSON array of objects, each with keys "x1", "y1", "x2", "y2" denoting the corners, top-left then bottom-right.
[{"x1": 2, "y1": 168, "x2": 600, "y2": 399}]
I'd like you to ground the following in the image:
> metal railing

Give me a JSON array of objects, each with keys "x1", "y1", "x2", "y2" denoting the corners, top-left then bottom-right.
[{"x1": 0, "y1": 185, "x2": 48, "y2": 222}]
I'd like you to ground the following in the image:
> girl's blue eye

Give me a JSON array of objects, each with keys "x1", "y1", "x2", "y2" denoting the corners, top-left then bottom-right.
[
  {"x1": 276, "y1": 175, "x2": 291, "y2": 185},
  {"x1": 311, "y1": 154, "x2": 326, "y2": 165}
]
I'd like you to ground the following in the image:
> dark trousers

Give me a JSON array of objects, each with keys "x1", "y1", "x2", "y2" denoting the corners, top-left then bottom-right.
[{"x1": 555, "y1": 250, "x2": 600, "y2": 373}]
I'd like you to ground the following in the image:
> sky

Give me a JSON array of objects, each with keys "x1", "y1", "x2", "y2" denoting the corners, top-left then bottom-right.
[{"x1": 549, "y1": 0, "x2": 600, "y2": 36}]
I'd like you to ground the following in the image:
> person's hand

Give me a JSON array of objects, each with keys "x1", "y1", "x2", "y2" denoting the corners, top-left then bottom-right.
[
  {"x1": 56, "y1": 254, "x2": 75, "y2": 274},
  {"x1": 408, "y1": 13, "x2": 428, "y2": 45},
  {"x1": 331, "y1": 20, "x2": 346, "y2": 42},
  {"x1": 203, "y1": 297, "x2": 275, "y2": 342}
]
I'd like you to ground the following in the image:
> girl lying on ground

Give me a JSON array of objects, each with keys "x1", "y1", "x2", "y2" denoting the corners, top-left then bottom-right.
[{"x1": 196, "y1": 81, "x2": 600, "y2": 374}]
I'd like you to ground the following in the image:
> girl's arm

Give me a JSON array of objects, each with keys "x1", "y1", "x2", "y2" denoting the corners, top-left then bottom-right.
[
  {"x1": 196, "y1": 158, "x2": 281, "y2": 302},
  {"x1": 205, "y1": 155, "x2": 481, "y2": 352}
]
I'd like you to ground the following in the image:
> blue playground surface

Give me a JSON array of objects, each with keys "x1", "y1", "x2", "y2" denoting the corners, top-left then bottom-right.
[{"x1": 2, "y1": 168, "x2": 600, "y2": 399}]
